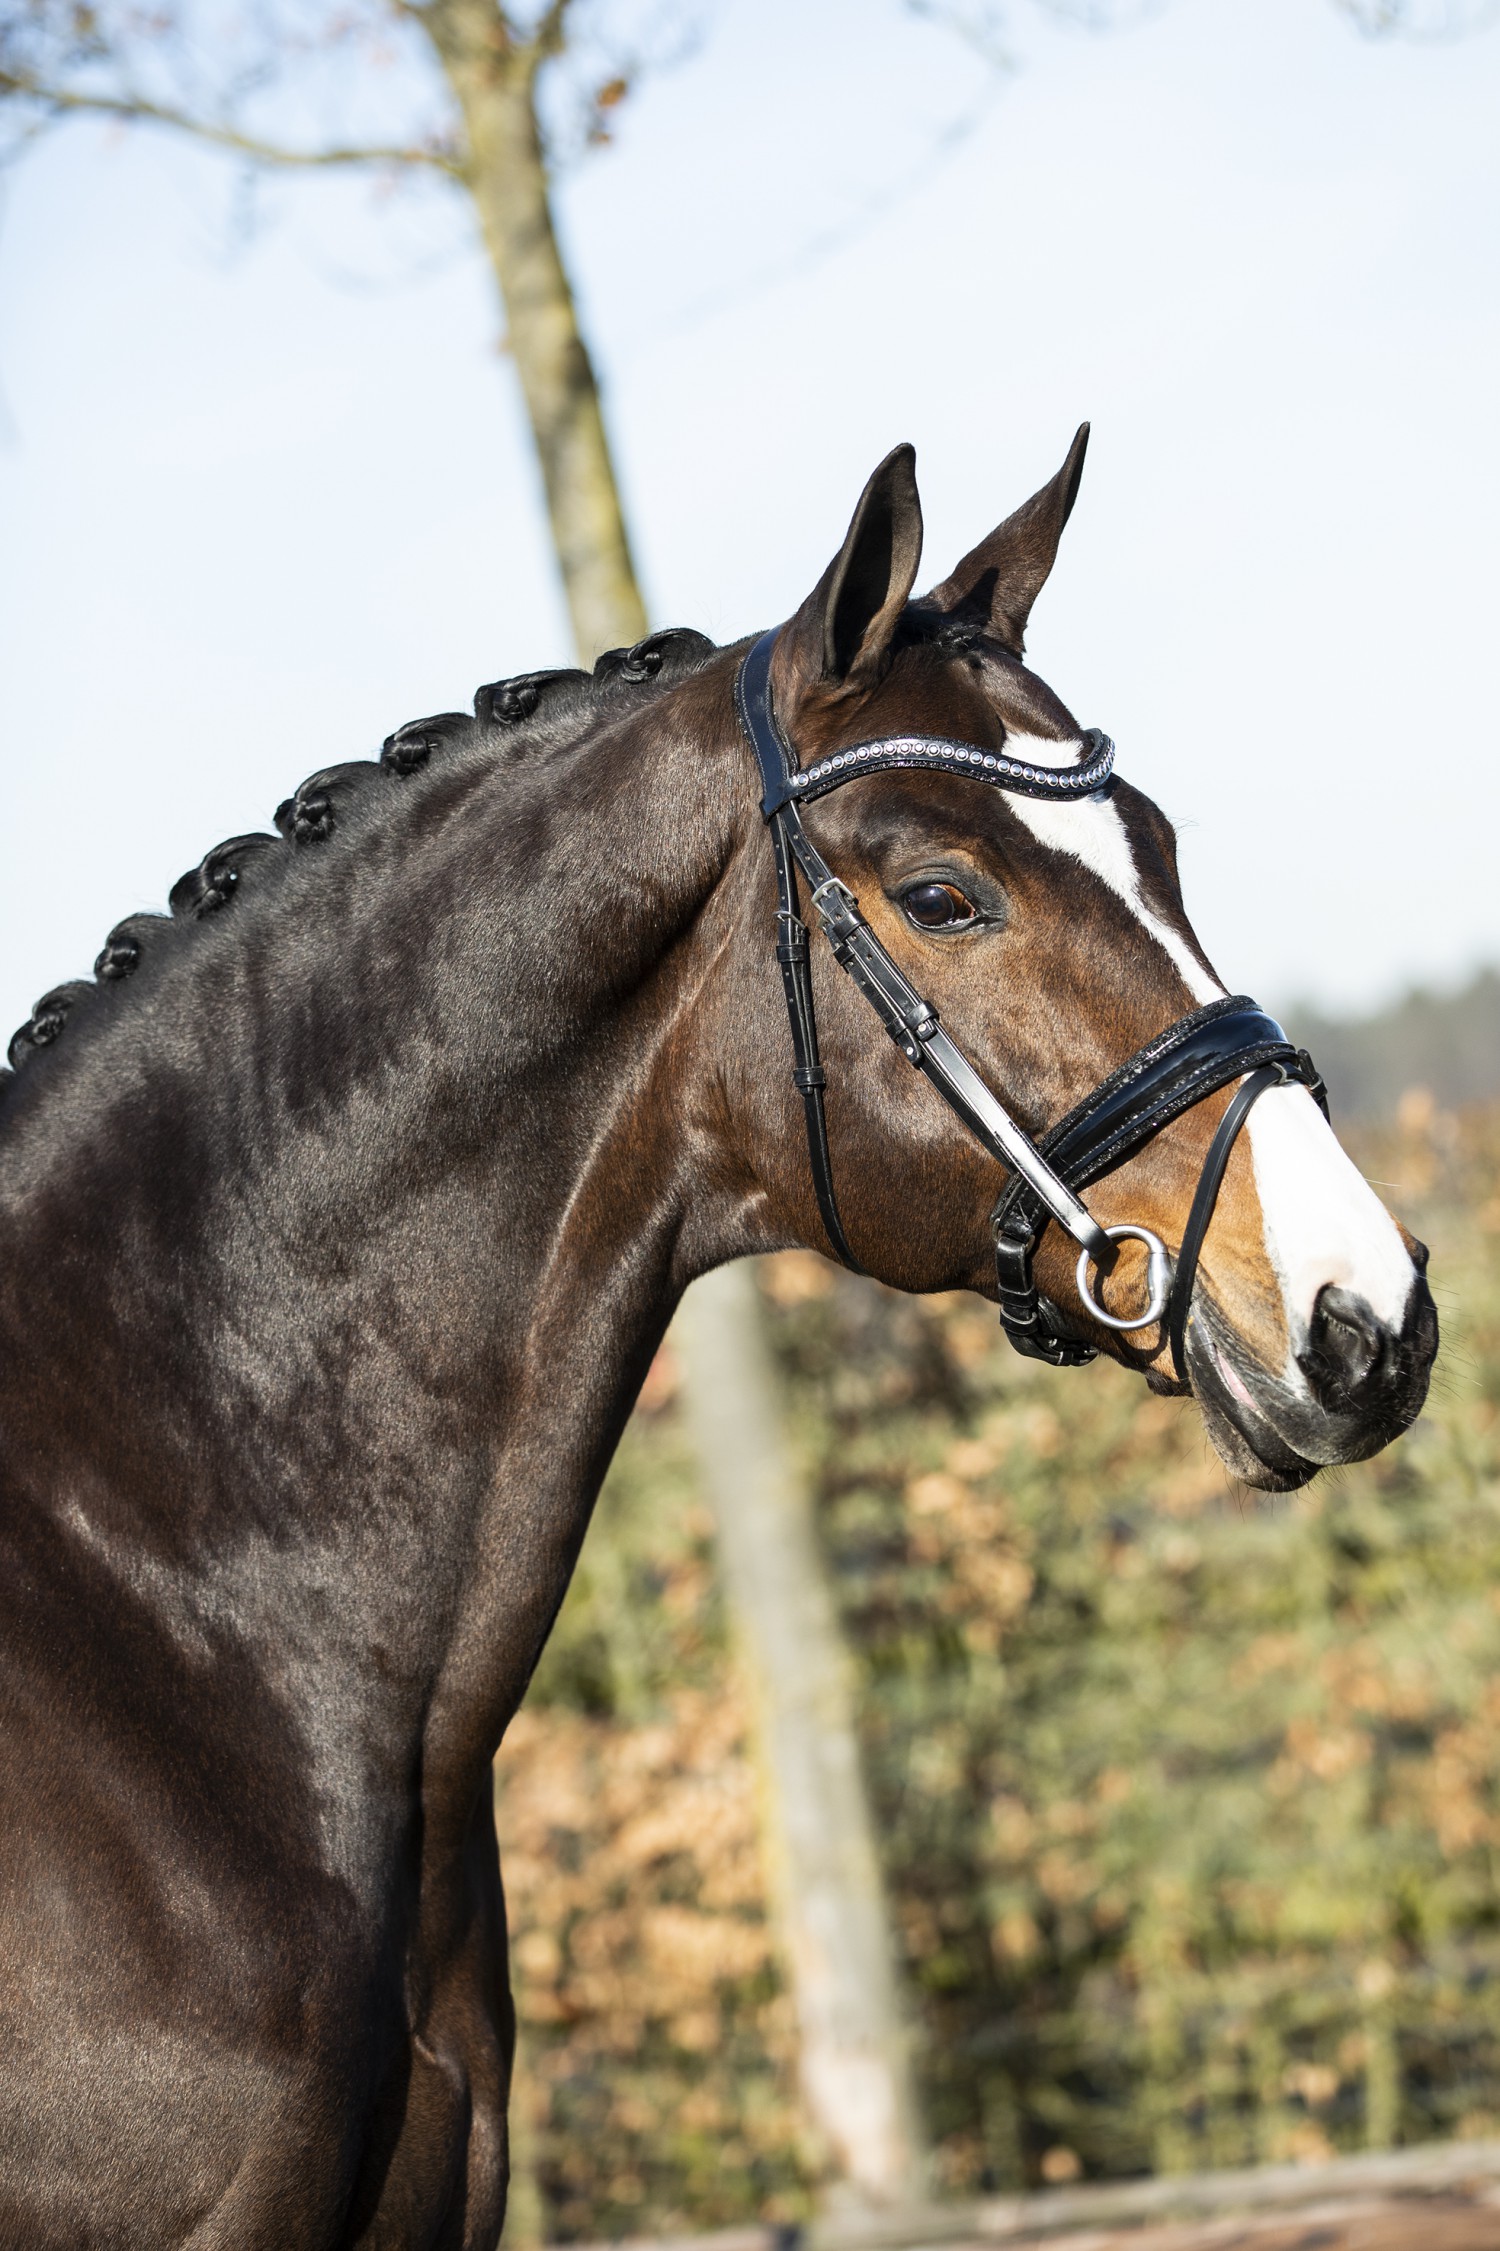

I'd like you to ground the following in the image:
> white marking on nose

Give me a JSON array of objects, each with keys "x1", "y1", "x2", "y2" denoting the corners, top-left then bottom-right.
[
  {"x1": 998, "y1": 762, "x2": 1417, "y2": 1361},
  {"x1": 1245, "y1": 1085, "x2": 1415, "y2": 1343}
]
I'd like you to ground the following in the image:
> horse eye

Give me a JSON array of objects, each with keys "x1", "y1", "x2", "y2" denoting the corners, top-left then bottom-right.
[{"x1": 901, "y1": 881, "x2": 976, "y2": 930}]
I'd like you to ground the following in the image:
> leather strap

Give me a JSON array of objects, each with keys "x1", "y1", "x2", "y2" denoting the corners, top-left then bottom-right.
[
  {"x1": 739, "y1": 642, "x2": 868, "y2": 1268},
  {"x1": 1010, "y1": 998, "x2": 1309, "y2": 1197},
  {"x1": 990, "y1": 1002, "x2": 1328, "y2": 1368},
  {"x1": 1166, "y1": 1063, "x2": 1281, "y2": 1380},
  {"x1": 769, "y1": 807, "x2": 866, "y2": 1272}
]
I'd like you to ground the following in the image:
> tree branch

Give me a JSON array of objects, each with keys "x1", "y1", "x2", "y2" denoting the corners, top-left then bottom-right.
[
  {"x1": 0, "y1": 69, "x2": 461, "y2": 175},
  {"x1": 529, "y1": 0, "x2": 578, "y2": 63}
]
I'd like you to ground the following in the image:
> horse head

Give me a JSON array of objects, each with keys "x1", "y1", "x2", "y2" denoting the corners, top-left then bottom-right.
[{"x1": 722, "y1": 432, "x2": 1436, "y2": 1491}]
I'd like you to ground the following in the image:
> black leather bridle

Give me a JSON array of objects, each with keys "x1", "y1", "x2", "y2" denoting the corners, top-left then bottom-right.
[{"x1": 735, "y1": 630, "x2": 1328, "y2": 1377}]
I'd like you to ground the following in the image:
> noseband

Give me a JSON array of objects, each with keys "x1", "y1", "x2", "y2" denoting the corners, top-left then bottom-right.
[{"x1": 735, "y1": 630, "x2": 1328, "y2": 1377}]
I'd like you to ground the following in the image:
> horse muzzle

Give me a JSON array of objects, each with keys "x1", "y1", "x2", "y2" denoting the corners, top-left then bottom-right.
[{"x1": 1186, "y1": 1267, "x2": 1440, "y2": 1491}]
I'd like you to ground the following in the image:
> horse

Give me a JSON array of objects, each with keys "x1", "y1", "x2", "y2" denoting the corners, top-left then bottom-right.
[{"x1": 0, "y1": 429, "x2": 1437, "y2": 2247}]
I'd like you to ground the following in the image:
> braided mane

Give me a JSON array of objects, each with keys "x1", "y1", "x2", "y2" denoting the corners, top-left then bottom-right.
[{"x1": 0, "y1": 626, "x2": 719, "y2": 1107}]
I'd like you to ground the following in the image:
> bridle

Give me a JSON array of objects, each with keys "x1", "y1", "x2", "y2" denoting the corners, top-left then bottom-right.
[{"x1": 735, "y1": 629, "x2": 1328, "y2": 1378}]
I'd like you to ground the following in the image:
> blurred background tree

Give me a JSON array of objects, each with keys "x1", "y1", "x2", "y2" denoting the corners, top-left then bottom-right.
[{"x1": 1, "y1": 0, "x2": 664, "y2": 659}]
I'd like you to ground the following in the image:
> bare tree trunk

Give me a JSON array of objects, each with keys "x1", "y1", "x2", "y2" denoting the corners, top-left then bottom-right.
[
  {"x1": 676, "y1": 1263, "x2": 929, "y2": 2205},
  {"x1": 500, "y1": 2024, "x2": 547, "y2": 2249},
  {"x1": 422, "y1": 3, "x2": 929, "y2": 2207},
  {"x1": 421, "y1": 0, "x2": 646, "y2": 664}
]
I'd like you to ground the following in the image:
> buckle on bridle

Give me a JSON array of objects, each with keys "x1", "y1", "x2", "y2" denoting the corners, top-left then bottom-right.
[{"x1": 808, "y1": 875, "x2": 861, "y2": 939}]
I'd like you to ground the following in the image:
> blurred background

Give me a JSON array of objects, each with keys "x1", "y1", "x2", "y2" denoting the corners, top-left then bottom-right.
[{"x1": 3, "y1": 0, "x2": 1499, "y2": 2239}]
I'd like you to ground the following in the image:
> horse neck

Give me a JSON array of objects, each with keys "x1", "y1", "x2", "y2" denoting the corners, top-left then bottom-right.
[{"x1": 0, "y1": 660, "x2": 762, "y2": 1749}]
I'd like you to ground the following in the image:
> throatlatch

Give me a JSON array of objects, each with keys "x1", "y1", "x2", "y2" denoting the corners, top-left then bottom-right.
[{"x1": 735, "y1": 630, "x2": 1327, "y2": 1379}]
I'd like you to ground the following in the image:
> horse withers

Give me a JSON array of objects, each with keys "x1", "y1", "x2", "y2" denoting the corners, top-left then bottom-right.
[{"x1": 0, "y1": 432, "x2": 1436, "y2": 2247}]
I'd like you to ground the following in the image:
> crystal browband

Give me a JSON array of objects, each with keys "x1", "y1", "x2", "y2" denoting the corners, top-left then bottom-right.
[{"x1": 782, "y1": 726, "x2": 1116, "y2": 807}]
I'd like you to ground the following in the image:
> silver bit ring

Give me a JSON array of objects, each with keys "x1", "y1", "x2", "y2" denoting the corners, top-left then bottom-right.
[{"x1": 1076, "y1": 1223, "x2": 1172, "y2": 1333}]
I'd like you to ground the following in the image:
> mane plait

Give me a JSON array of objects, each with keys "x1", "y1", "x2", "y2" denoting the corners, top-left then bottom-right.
[
  {"x1": 469, "y1": 626, "x2": 717, "y2": 747},
  {"x1": 1, "y1": 626, "x2": 722, "y2": 1100},
  {"x1": 6, "y1": 980, "x2": 98, "y2": 1073},
  {"x1": 95, "y1": 912, "x2": 171, "y2": 982},
  {"x1": 274, "y1": 762, "x2": 388, "y2": 847},
  {"x1": 168, "y1": 836, "x2": 282, "y2": 922},
  {"x1": 380, "y1": 711, "x2": 475, "y2": 778}
]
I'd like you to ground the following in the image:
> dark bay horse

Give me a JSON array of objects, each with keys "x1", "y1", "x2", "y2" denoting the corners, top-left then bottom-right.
[{"x1": 0, "y1": 434, "x2": 1436, "y2": 2246}]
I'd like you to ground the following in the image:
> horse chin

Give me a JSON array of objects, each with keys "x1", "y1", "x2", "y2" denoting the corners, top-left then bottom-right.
[
  {"x1": 1190, "y1": 1359, "x2": 1321, "y2": 1491},
  {"x1": 1185, "y1": 1305, "x2": 1324, "y2": 1494}
]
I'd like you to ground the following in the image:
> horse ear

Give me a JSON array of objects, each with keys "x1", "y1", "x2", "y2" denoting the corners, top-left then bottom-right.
[
  {"x1": 926, "y1": 423, "x2": 1089, "y2": 654},
  {"x1": 779, "y1": 444, "x2": 924, "y2": 701}
]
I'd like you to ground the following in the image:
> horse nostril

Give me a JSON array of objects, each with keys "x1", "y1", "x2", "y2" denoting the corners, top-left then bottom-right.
[
  {"x1": 1405, "y1": 1270, "x2": 1440, "y2": 1371},
  {"x1": 1299, "y1": 1285, "x2": 1388, "y2": 1415}
]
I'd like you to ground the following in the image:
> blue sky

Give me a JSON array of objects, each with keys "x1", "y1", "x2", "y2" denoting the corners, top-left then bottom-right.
[{"x1": 2, "y1": 0, "x2": 1497, "y2": 1039}]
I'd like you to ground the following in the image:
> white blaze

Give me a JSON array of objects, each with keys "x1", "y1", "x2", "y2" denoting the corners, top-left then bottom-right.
[
  {"x1": 999, "y1": 734, "x2": 1417, "y2": 1364},
  {"x1": 1240, "y1": 1085, "x2": 1414, "y2": 1339}
]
